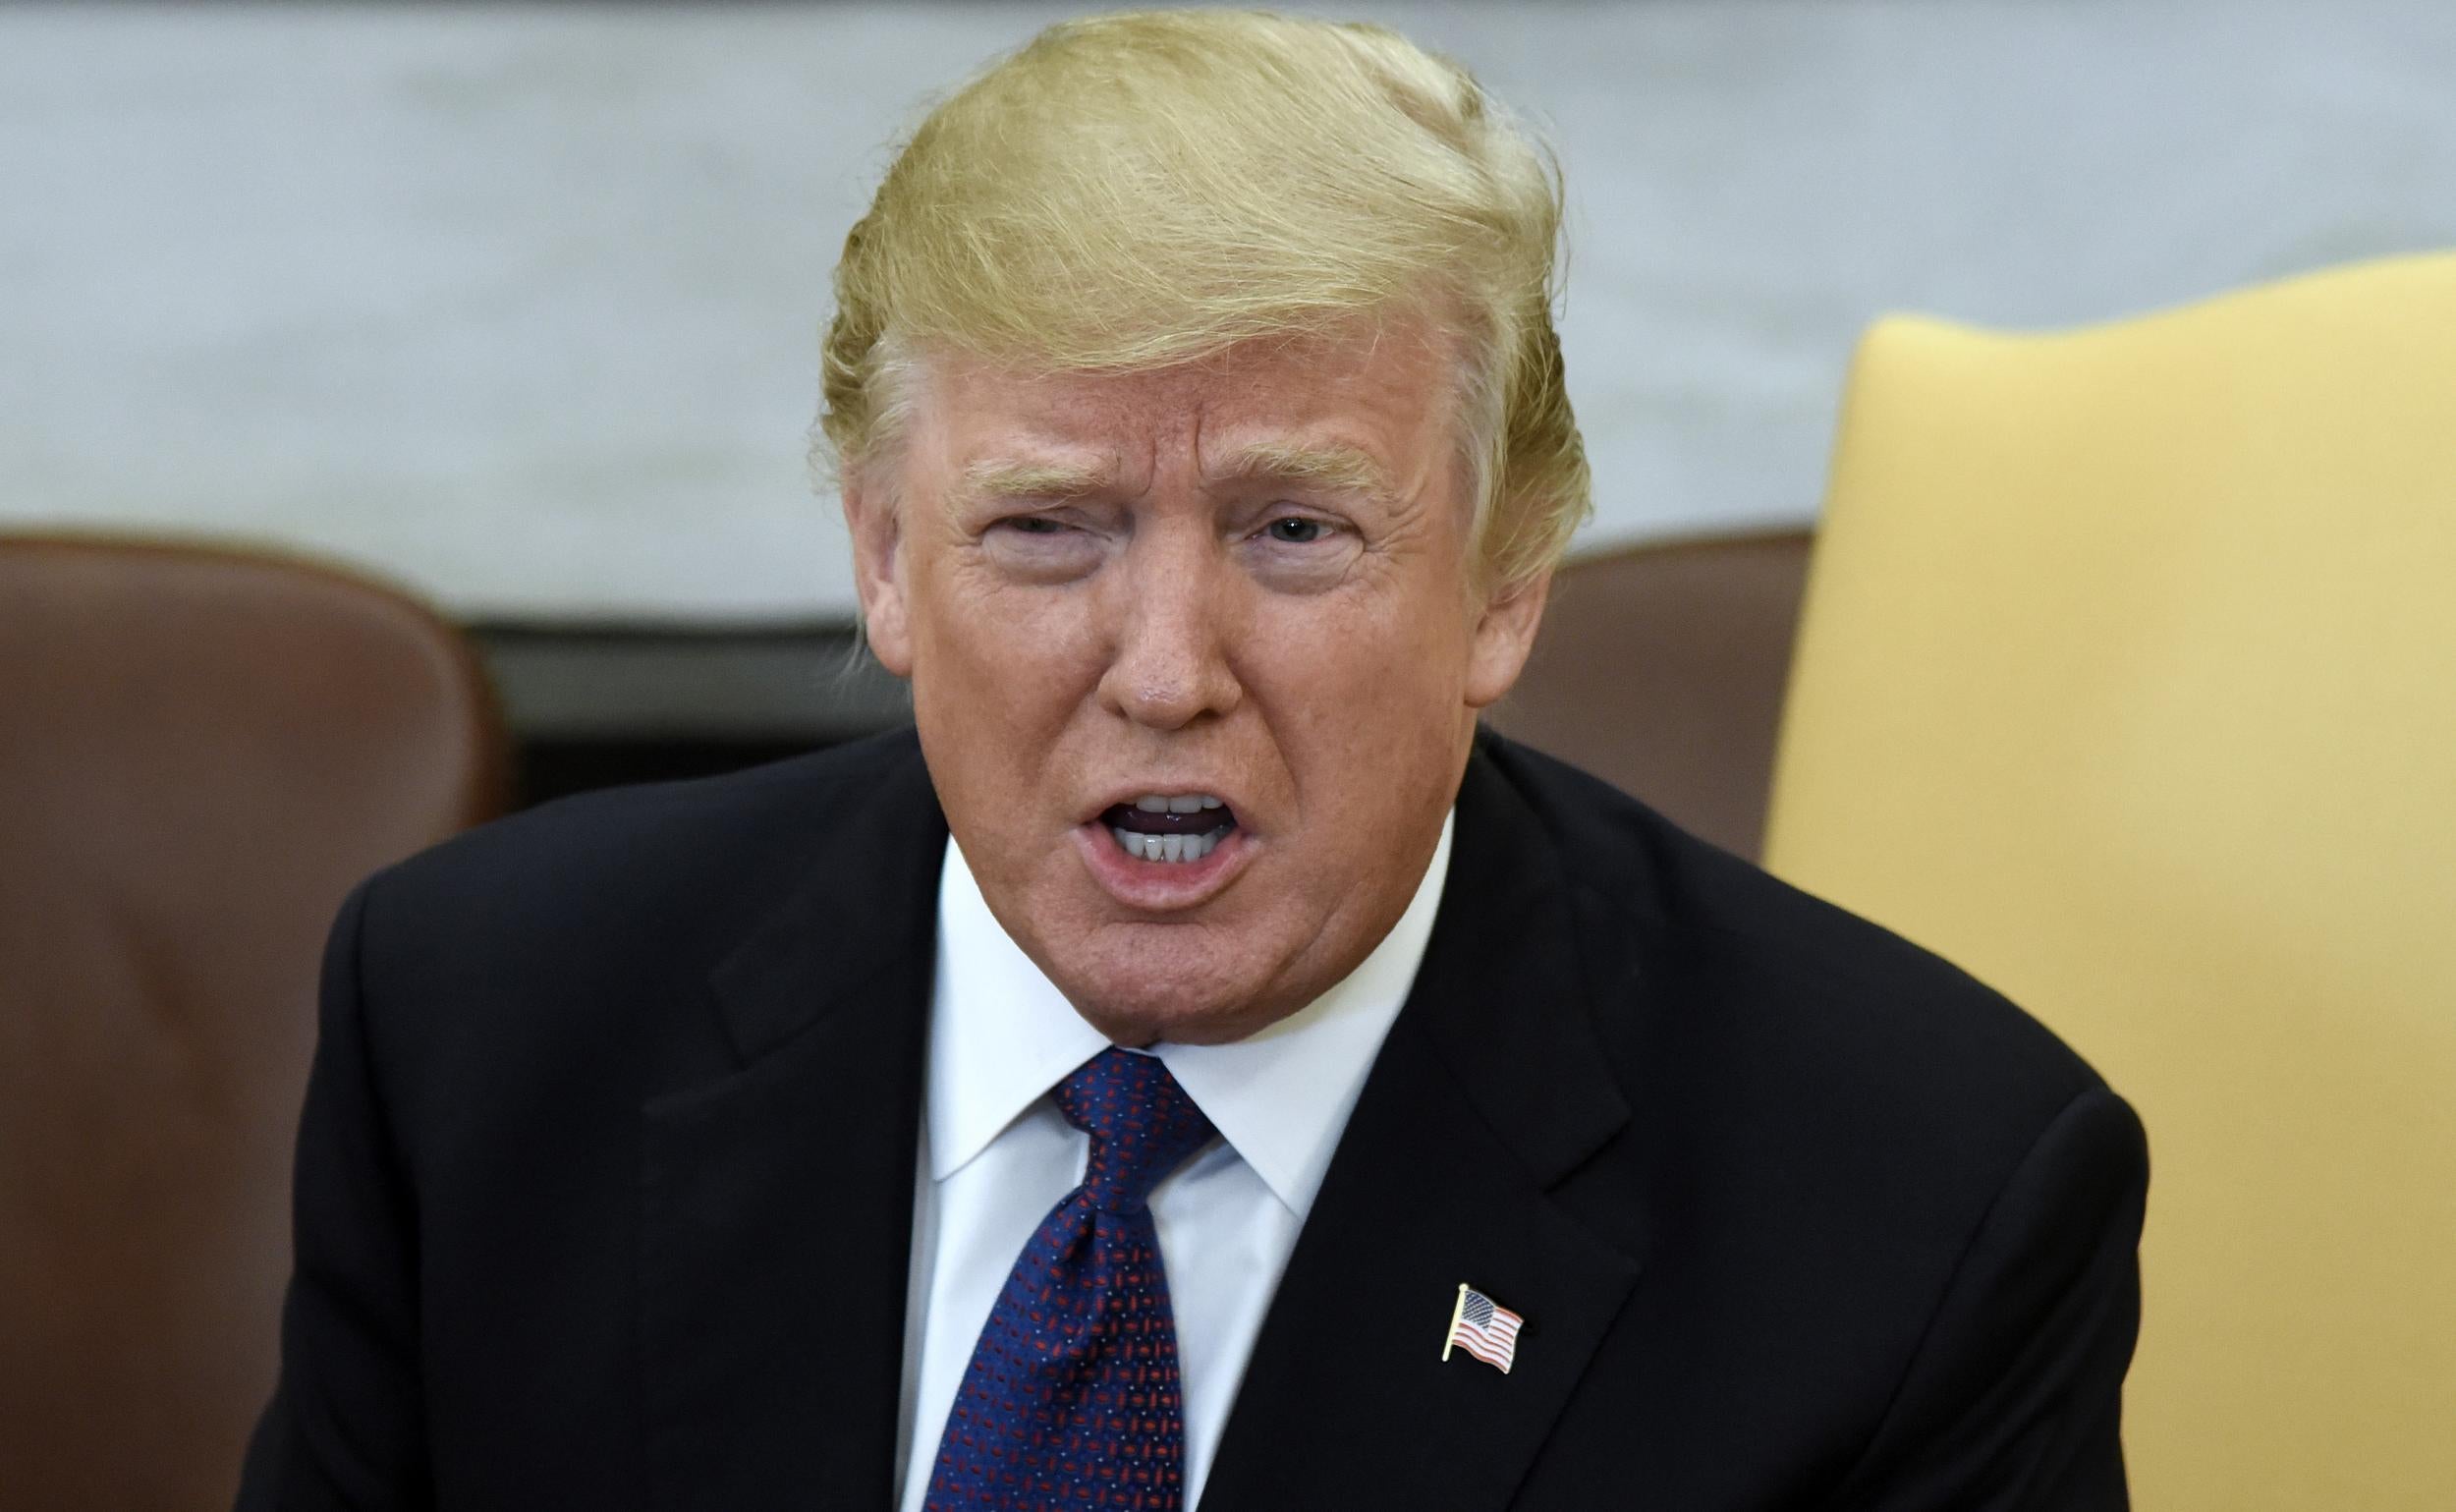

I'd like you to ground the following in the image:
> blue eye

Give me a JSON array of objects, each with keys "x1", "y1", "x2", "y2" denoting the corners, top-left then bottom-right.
[{"x1": 1265, "y1": 517, "x2": 1325, "y2": 544}]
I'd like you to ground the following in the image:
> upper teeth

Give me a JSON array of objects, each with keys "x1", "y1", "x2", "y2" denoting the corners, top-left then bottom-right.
[{"x1": 1135, "y1": 793, "x2": 1225, "y2": 813}]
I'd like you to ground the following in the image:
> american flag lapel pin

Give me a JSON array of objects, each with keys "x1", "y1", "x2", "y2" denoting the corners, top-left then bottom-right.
[{"x1": 1441, "y1": 1282, "x2": 1524, "y2": 1374}]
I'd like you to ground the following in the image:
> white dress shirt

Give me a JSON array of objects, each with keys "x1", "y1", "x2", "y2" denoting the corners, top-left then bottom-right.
[{"x1": 893, "y1": 814, "x2": 1454, "y2": 1511}]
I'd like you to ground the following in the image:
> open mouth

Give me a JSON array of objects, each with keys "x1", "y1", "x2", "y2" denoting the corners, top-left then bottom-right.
[{"x1": 1100, "y1": 793, "x2": 1238, "y2": 864}]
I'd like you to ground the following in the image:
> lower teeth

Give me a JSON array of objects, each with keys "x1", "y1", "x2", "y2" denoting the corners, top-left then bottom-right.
[{"x1": 1108, "y1": 824, "x2": 1232, "y2": 864}]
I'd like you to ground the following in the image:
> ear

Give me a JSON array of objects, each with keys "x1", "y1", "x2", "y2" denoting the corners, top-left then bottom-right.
[
  {"x1": 1463, "y1": 566, "x2": 1553, "y2": 709},
  {"x1": 841, "y1": 472, "x2": 914, "y2": 677}
]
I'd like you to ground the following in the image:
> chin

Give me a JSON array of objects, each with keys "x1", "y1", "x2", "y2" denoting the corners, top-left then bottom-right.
[{"x1": 1055, "y1": 931, "x2": 1293, "y2": 1046}]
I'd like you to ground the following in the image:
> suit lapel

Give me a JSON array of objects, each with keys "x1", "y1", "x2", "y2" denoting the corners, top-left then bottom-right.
[
  {"x1": 639, "y1": 736, "x2": 945, "y2": 1511},
  {"x1": 1202, "y1": 741, "x2": 1646, "y2": 1510}
]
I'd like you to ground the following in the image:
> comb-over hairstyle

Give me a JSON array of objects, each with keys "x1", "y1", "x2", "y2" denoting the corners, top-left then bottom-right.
[{"x1": 817, "y1": 9, "x2": 1591, "y2": 592}]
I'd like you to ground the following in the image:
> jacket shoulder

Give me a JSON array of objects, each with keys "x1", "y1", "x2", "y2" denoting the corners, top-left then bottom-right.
[
  {"x1": 368, "y1": 726, "x2": 921, "y2": 944},
  {"x1": 337, "y1": 728, "x2": 930, "y2": 1107},
  {"x1": 1479, "y1": 734, "x2": 2115, "y2": 1153}
]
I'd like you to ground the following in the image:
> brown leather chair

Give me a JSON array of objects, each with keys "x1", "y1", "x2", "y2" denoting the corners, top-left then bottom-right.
[
  {"x1": 1489, "y1": 530, "x2": 1813, "y2": 861},
  {"x1": 0, "y1": 536, "x2": 509, "y2": 1511}
]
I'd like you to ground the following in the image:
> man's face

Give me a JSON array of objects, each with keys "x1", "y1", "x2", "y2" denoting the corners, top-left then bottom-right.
[{"x1": 845, "y1": 319, "x2": 1548, "y2": 1045}]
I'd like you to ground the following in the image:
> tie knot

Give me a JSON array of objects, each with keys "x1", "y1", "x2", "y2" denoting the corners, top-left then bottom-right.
[{"x1": 1051, "y1": 1047, "x2": 1217, "y2": 1213}]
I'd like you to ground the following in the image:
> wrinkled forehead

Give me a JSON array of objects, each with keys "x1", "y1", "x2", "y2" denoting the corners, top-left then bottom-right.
[{"x1": 891, "y1": 318, "x2": 1476, "y2": 505}]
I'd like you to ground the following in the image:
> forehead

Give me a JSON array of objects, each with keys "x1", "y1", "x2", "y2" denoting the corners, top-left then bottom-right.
[{"x1": 904, "y1": 319, "x2": 1462, "y2": 480}]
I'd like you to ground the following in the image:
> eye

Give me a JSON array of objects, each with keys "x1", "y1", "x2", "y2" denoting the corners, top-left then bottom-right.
[
  {"x1": 1241, "y1": 509, "x2": 1361, "y2": 594},
  {"x1": 981, "y1": 511, "x2": 1105, "y2": 585}
]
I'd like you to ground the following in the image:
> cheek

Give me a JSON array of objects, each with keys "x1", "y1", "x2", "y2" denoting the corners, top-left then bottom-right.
[
  {"x1": 911, "y1": 558, "x2": 1095, "y2": 707},
  {"x1": 1237, "y1": 587, "x2": 1476, "y2": 808},
  {"x1": 907, "y1": 571, "x2": 1105, "y2": 839},
  {"x1": 1250, "y1": 556, "x2": 1474, "y2": 699}
]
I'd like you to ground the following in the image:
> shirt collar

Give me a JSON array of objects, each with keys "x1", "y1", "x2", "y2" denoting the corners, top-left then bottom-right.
[{"x1": 926, "y1": 813, "x2": 1454, "y2": 1219}]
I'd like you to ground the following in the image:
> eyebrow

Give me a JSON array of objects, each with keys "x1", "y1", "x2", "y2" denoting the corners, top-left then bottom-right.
[
  {"x1": 1206, "y1": 441, "x2": 1402, "y2": 507},
  {"x1": 953, "y1": 457, "x2": 1119, "y2": 509},
  {"x1": 949, "y1": 440, "x2": 1402, "y2": 511}
]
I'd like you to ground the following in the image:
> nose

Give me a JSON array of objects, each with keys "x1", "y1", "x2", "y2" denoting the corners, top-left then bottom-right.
[{"x1": 1093, "y1": 522, "x2": 1245, "y2": 731}]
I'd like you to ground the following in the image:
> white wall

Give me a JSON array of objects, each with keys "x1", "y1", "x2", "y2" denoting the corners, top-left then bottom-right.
[{"x1": 5, "y1": 2, "x2": 2451, "y2": 620}]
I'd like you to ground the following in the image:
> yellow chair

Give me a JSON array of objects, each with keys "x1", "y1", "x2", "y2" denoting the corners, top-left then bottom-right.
[{"x1": 1764, "y1": 253, "x2": 2456, "y2": 1510}]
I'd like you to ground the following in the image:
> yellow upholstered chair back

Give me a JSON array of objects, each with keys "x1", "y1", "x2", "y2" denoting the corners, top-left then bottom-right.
[{"x1": 1764, "y1": 253, "x2": 2456, "y2": 1510}]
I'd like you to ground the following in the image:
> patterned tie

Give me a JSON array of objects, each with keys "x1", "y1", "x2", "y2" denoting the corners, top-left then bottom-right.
[{"x1": 924, "y1": 1047, "x2": 1219, "y2": 1511}]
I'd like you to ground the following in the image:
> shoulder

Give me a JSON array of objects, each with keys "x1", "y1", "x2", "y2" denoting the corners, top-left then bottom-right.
[
  {"x1": 338, "y1": 727, "x2": 932, "y2": 1104},
  {"x1": 1477, "y1": 731, "x2": 2128, "y2": 1199},
  {"x1": 361, "y1": 726, "x2": 923, "y2": 958},
  {"x1": 1469, "y1": 737, "x2": 2145, "y2": 1493}
]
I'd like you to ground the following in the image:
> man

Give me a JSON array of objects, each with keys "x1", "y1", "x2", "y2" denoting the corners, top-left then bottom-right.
[{"x1": 239, "y1": 12, "x2": 2147, "y2": 1510}]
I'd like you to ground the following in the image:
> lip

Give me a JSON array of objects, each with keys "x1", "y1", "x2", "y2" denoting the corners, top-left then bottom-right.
[{"x1": 1072, "y1": 813, "x2": 1255, "y2": 912}]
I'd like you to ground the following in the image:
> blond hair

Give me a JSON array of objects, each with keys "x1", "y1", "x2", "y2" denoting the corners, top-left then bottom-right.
[{"x1": 817, "y1": 9, "x2": 1590, "y2": 592}]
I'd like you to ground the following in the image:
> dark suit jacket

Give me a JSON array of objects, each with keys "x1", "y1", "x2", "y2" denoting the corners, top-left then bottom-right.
[{"x1": 238, "y1": 727, "x2": 2147, "y2": 1511}]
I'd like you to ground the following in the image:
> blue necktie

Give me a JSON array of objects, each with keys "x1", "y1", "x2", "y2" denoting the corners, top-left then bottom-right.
[{"x1": 924, "y1": 1047, "x2": 1218, "y2": 1511}]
